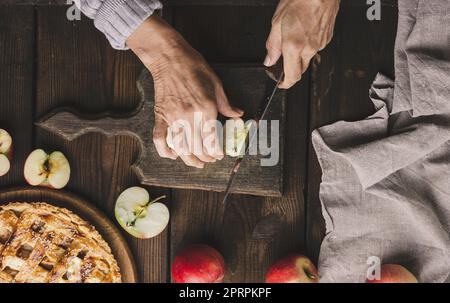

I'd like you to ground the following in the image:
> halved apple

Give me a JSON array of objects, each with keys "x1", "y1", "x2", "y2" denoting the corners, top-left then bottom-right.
[
  {"x1": 0, "y1": 129, "x2": 12, "y2": 177},
  {"x1": 115, "y1": 187, "x2": 170, "y2": 239},
  {"x1": 24, "y1": 149, "x2": 71, "y2": 189},
  {"x1": 224, "y1": 119, "x2": 251, "y2": 157},
  {"x1": 0, "y1": 154, "x2": 10, "y2": 177}
]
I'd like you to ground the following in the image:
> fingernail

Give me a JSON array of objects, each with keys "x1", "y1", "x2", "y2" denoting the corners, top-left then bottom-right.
[
  {"x1": 263, "y1": 55, "x2": 271, "y2": 67},
  {"x1": 234, "y1": 107, "x2": 244, "y2": 116}
]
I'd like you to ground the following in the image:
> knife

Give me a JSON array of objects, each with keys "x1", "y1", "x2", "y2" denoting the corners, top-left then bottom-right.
[{"x1": 221, "y1": 62, "x2": 284, "y2": 205}]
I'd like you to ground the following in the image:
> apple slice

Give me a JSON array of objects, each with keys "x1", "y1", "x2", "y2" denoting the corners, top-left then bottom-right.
[
  {"x1": 224, "y1": 119, "x2": 250, "y2": 157},
  {"x1": 0, "y1": 154, "x2": 10, "y2": 177},
  {"x1": 115, "y1": 187, "x2": 169, "y2": 239},
  {"x1": 24, "y1": 149, "x2": 71, "y2": 189},
  {"x1": 0, "y1": 129, "x2": 12, "y2": 177},
  {"x1": 0, "y1": 129, "x2": 12, "y2": 157}
]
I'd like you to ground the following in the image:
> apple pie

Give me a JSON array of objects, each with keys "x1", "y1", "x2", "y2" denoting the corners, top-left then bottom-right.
[{"x1": 0, "y1": 202, "x2": 121, "y2": 283}]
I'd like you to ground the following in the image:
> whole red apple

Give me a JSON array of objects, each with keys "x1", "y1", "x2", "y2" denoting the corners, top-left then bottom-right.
[
  {"x1": 367, "y1": 264, "x2": 418, "y2": 283},
  {"x1": 172, "y1": 244, "x2": 225, "y2": 283},
  {"x1": 265, "y1": 254, "x2": 319, "y2": 283}
]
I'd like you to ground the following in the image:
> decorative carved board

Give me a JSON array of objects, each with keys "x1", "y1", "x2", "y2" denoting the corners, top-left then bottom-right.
[
  {"x1": 37, "y1": 64, "x2": 286, "y2": 197},
  {"x1": 0, "y1": 187, "x2": 138, "y2": 283}
]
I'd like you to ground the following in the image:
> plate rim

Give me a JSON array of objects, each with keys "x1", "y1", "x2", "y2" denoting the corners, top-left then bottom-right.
[{"x1": 0, "y1": 186, "x2": 138, "y2": 283}]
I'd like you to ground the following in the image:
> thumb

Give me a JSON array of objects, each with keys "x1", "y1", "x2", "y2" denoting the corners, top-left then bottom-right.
[
  {"x1": 264, "y1": 30, "x2": 282, "y2": 67},
  {"x1": 216, "y1": 88, "x2": 244, "y2": 118}
]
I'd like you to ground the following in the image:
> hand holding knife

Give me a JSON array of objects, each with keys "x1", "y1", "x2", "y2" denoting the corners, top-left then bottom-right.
[{"x1": 221, "y1": 61, "x2": 285, "y2": 205}]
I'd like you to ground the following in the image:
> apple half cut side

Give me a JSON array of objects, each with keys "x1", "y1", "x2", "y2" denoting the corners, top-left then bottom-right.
[
  {"x1": 0, "y1": 154, "x2": 10, "y2": 177},
  {"x1": 0, "y1": 129, "x2": 13, "y2": 177},
  {"x1": 224, "y1": 118, "x2": 251, "y2": 158},
  {"x1": 115, "y1": 186, "x2": 170, "y2": 239},
  {"x1": 24, "y1": 149, "x2": 71, "y2": 189}
]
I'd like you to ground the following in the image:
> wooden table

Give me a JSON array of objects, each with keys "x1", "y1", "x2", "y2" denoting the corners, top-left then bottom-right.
[{"x1": 0, "y1": 0, "x2": 397, "y2": 282}]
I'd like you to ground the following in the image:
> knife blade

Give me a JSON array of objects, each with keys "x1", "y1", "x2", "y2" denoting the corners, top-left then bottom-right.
[{"x1": 221, "y1": 63, "x2": 284, "y2": 205}]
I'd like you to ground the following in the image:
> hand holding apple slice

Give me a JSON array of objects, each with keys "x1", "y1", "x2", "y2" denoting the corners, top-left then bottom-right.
[
  {"x1": 24, "y1": 149, "x2": 71, "y2": 189},
  {"x1": 115, "y1": 187, "x2": 169, "y2": 239},
  {"x1": 0, "y1": 129, "x2": 12, "y2": 177}
]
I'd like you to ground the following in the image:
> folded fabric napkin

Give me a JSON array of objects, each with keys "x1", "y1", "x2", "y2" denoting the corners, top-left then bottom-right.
[{"x1": 313, "y1": 0, "x2": 450, "y2": 282}]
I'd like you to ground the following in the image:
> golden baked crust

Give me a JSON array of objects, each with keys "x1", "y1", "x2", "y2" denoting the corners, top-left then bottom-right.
[{"x1": 0, "y1": 202, "x2": 121, "y2": 283}]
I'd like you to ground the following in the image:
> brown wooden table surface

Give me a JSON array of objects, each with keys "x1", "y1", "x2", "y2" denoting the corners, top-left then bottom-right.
[{"x1": 0, "y1": 1, "x2": 397, "y2": 282}]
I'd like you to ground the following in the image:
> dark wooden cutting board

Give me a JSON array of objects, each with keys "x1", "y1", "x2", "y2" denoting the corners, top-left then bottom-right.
[
  {"x1": 36, "y1": 64, "x2": 286, "y2": 197},
  {"x1": 0, "y1": 187, "x2": 138, "y2": 283}
]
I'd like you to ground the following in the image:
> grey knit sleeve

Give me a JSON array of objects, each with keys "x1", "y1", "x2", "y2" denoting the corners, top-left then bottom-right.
[{"x1": 74, "y1": 0, "x2": 163, "y2": 50}]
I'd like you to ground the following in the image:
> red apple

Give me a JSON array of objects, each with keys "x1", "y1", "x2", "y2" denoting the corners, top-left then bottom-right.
[
  {"x1": 367, "y1": 264, "x2": 418, "y2": 283},
  {"x1": 265, "y1": 254, "x2": 319, "y2": 283},
  {"x1": 172, "y1": 244, "x2": 225, "y2": 283}
]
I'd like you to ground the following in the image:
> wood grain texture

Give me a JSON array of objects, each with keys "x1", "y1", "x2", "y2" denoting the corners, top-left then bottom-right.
[
  {"x1": 167, "y1": 0, "x2": 398, "y2": 6},
  {"x1": 170, "y1": 77, "x2": 309, "y2": 283},
  {"x1": 35, "y1": 7, "x2": 168, "y2": 282},
  {"x1": 173, "y1": 6, "x2": 275, "y2": 63},
  {"x1": 1, "y1": 0, "x2": 399, "y2": 7},
  {"x1": 0, "y1": 1, "x2": 400, "y2": 283},
  {"x1": 169, "y1": 5, "x2": 309, "y2": 282},
  {"x1": 37, "y1": 65, "x2": 286, "y2": 197},
  {"x1": 0, "y1": 187, "x2": 138, "y2": 282},
  {"x1": 0, "y1": 7, "x2": 34, "y2": 188},
  {"x1": 2, "y1": 0, "x2": 279, "y2": 6},
  {"x1": 306, "y1": 5, "x2": 398, "y2": 262}
]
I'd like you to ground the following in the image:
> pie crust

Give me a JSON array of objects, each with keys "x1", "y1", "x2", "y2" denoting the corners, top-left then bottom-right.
[{"x1": 0, "y1": 202, "x2": 121, "y2": 283}]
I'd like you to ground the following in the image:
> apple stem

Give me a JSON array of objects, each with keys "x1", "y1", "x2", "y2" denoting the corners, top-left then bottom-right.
[{"x1": 127, "y1": 195, "x2": 167, "y2": 227}]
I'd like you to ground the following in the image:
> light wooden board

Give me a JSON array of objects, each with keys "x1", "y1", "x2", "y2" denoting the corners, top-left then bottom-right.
[{"x1": 0, "y1": 187, "x2": 138, "y2": 283}]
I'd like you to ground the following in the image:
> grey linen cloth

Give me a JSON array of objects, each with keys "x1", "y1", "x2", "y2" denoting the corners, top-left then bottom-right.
[
  {"x1": 75, "y1": 0, "x2": 163, "y2": 50},
  {"x1": 312, "y1": 0, "x2": 450, "y2": 282}
]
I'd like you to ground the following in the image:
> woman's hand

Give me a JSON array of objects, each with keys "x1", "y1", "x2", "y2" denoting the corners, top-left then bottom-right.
[
  {"x1": 265, "y1": 0, "x2": 340, "y2": 89},
  {"x1": 128, "y1": 16, "x2": 243, "y2": 168}
]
